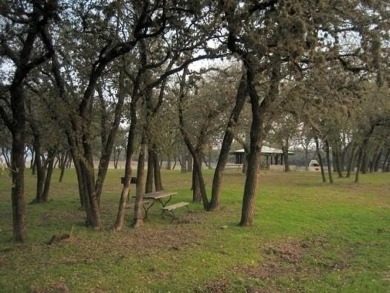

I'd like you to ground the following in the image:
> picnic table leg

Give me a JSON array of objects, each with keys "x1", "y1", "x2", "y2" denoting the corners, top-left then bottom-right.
[
  {"x1": 160, "y1": 195, "x2": 173, "y2": 207},
  {"x1": 159, "y1": 196, "x2": 173, "y2": 215},
  {"x1": 161, "y1": 209, "x2": 176, "y2": 222},
  {"x1": 143, "y1": 200, "x2": 155, "y2": 219}
]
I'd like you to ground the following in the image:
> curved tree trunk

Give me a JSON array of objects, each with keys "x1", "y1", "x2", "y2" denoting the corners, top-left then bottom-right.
[
  {"x1": 346, "y1": 143, "x2": 357, "y2": 178},
  {"x1": 180, "y1": 138, "x2": 209, "y2": 208},
  {"x1": 69, "y1": 126, "x2": 102, "y2": 229},
  {"x1": 209, "y1": 73, "x2": 247, "y2": 211},
  {"x1": 58, "y1": 150, "x2": 70, "y2": 183},
  {"x1": 113, "y1": 131, "x2": 134, "y2": 231},
  {"x1": 2, "y1": 5, "x2": 57, "y2": 241},
  {"x1": 178, "y1": 73, "x2": 209, "y2": 208},
  {"x1": 240, "y1": 53, "x2": 281, "y2": 226},
  {"x1": 78, "y1": 154, "x2": 102, "y2": 229},
  {"x1": 315, "y1": 137, "x2": 326, "y2": 183},
  {"x1": 239, "y1": 106, "x2": 263, "y2": 226},
  {"x1": 114, "y1": 90, "x2": 138, "y2": 231},
  {"x1": 240, "y1": 64, "x2": 274, "y2": 226}
]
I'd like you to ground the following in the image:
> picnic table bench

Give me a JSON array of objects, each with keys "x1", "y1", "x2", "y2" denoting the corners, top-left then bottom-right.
[
  {"x1": 131, "y1": 190, "x2": 190, "y2": 220},
  {"x1": 161, "y1": 202, "x2": 190, "y2": 222},
  {"x1": 133, "y1": 191, "x2": 177, "y2": 218}
]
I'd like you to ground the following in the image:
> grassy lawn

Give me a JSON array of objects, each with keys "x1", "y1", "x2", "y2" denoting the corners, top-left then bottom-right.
[{"x1": 0, "y1": 168, "x2": 389, "y2": 292}]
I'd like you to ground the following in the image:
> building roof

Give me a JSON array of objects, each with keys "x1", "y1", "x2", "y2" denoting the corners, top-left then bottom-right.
[{"x1": 232, "y1": 146, "x2": 294, "y2": 155}]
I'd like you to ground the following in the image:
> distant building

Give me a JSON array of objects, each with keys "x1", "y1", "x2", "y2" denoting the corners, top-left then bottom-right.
[
  {"x1": 308, "y1": 160, "x2": 321, "y2": 171},
  {"x1": 231, "y1": 146, "x2": 294, "y2": 169}
]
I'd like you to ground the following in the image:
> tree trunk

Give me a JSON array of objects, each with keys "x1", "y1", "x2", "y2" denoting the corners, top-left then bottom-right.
[
  {"x1": 372, "y1": 149, "x2": 382, "y2": 172},
  {"x1": 355, "y1": 124, "x2": 376, "y2": 181},
  {"x1": 315, "y1": 137, "x2": 326, "y2": 183},
  {"x1": 192, "y1": 155, "x2": 203, "y2": 203},
  {"x1": 178, "y1": 68, "x2": 209, "y2": 209},
  {"x1": 9, "y1": 77, "x2": 29, "y2": 242},
  {"x1": 333, "y1": 149, "x2": 344, "y2": 178},
  {"x1": 34, "y1": 153, "x2": 46, "y2": 203},
  {"x1": 113, "y1": 140, "x2": 133, "y2": 231},
  {"x1": 304, "y1": 146, "x2": 309, "y2": 171},
  {"x1": 42, "y1": 153, "x2": 55, "y2": 202},
  {"x1": 114, "y1": 166, "x2": 132, "y2": 231},
  {"x1": 78, "y1": 154, "x2": 102, "y2": 229},
  {"x1": 113, "y1": 147, "x2": 122, "y2": 169},
  {"x1": 30, "y1": 148, "x2": 35, "y2": 174},
  {"x1": 324, "y1": 140, "x2": 334, "y2": 184},
  {"x1": 114, "y1": 93, "x2": 138, "y2": 231},
  {"x1": 73, "y1": 157, "x2": 86, "y2": 208},
  {"x1": 72, "y1": 67, "x2": 126, "y2": 228},
  {"x1": 58, "y1": 150, "x2": 70, "y2": 183},
  {"x1": 167, "y1": 155, "x2": 172, "y2": 170},
  {"x1": 239, "y1": 58, "x2": 278, "y2": 226},
  {"x1": 179, "y1": 136, "x2": 209, "y2": 209},
  {"x1": 239, "y1": 50, "x2": 282, "y2": 226},
  {"x1": 69, "y1": 128, "x2": 102, "y2": 229},
  {"x1": 146, "y1": 147, "x2": 154, "y2": 193},
  {"x1": 209, "y1": 73, "x2": 247, "y2": 211},
  {"x1": 361, "y1": 152, "x2": 368, "y2": 174},
  {"x1": 153, "y1": 150, "x2": 163, "y2": 191},
  {"x1": 179, "y1": 153, "x2": 187, "y2": 173},
  {"x1": 133, "y1": 141, "x2": 146, "y2": 228},
  {"x1": 239, "y1": 119, "x2": 262, "y2": 226},
  {"x1": 282, "y1": 143, "x2": 290, "y2": 172},
  {"x1": 11, "y1": 127, "x2": 27, "y2": 242},
  {"x1": 94, "y1": 81, "x2": 126, "y2": 205},
  {"x1": 345, "y1": 143, "x2": 357, "y2": 178},
  {"x1": 382, "y1": 149, "x2": 390, "y2": 172},
  {"x1": 242, "y1": 153, "x2": 248, "y2": 174},
  {"x1": 355, "y1": 148, "x2": 364, "y2": 183}
]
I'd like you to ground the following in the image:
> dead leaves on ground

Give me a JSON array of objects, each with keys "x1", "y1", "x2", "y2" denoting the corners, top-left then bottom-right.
[{"x1": 205, "y1": 236, "x2": 355, "y2": 293}]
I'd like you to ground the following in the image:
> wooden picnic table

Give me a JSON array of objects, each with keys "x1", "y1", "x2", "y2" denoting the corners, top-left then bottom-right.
[{"x1": 141, "y1": 191, "x2": 177, "y2": 218}]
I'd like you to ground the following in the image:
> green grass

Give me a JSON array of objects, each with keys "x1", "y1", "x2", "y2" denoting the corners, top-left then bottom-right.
[{"x1": 0, "y1": 168, "x2": 389, "y2": 292}]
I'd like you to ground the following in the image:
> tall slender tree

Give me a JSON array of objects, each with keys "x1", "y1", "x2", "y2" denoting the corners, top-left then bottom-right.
[{"x1": 0, "y1": 1, "x2": 59, "y2": 242}]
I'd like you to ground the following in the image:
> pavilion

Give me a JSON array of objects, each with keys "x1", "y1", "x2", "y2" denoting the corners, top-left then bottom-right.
[{"x1": 231, "y1": 146, "x2": 294, "y2": 169}]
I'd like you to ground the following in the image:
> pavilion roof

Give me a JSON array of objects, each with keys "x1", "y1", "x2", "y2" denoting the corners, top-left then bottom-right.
[{"x1": 232, "y1": 146, "x2": 294, "y2": 155}]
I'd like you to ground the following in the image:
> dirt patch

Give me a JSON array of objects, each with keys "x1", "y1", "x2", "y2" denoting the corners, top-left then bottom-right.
[
  {"x1": 176, "y1": 213, "x2": 206, "y2": 224},
  {"x1": 30, "y1": 282, "x2": 70, "y2": 293},
  {"x1": 203, "y1": 236, "x2": 353, "y2": 292},
  {"x1": 235, "y1": 240, "x2": 310, "y2": 292},
  {"x1": 202, "y1": 277, "x2": 231, "y2": 293},
  {"x1": 200, "y1": 239, "x2": 310, "y2": 293}
]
